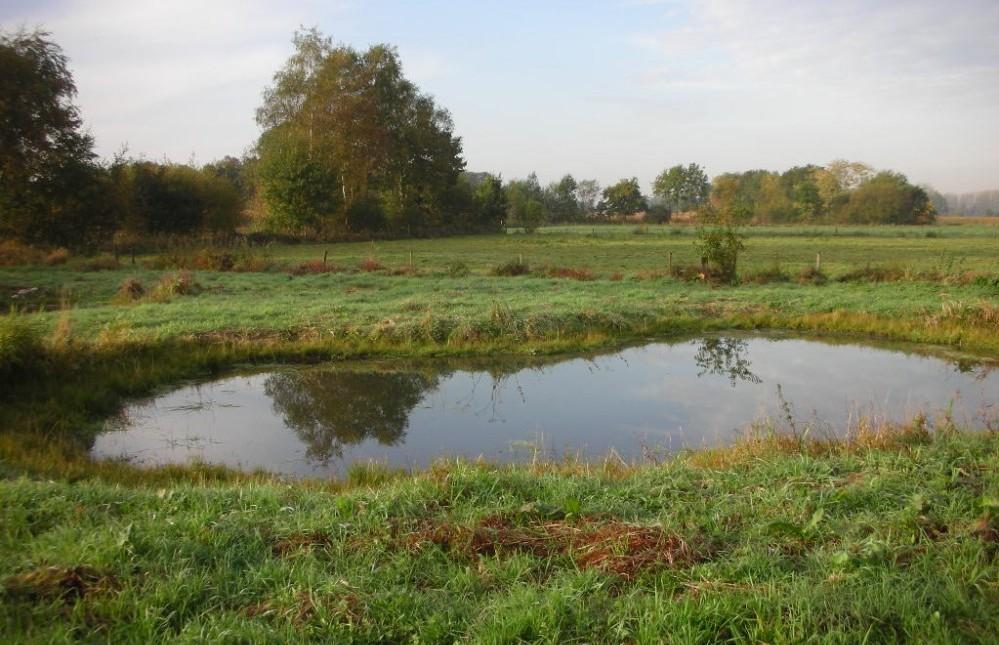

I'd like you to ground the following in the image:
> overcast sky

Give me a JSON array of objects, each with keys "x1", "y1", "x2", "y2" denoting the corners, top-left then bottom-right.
[{"x1": 4, "y1": 0, "x2": 998, "y2": 193}]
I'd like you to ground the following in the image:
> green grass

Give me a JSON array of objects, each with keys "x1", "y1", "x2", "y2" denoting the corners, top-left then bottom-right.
[
  {"x1": 0, "y1": 224, "x2": 996, "y2": 351},
  {"x1": 2, "y1": 426, "x2": 997, "y2": 642},
  {"x1": 1, "y1": 223, "x2": 998, "y2": 641}
]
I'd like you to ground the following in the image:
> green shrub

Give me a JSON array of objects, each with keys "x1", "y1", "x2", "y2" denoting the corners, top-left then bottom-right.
[{"x1": 695, "y1": 225, "x2": 745, "y2": 283}]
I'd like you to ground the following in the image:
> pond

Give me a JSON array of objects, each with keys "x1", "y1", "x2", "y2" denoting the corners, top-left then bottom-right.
[{"x1": 93, "y1": 335, "x2": 998, "y2": 477}]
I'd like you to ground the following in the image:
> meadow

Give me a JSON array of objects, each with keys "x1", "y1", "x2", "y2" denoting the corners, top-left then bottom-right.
[
  {"x1": 1, "y1": 222, "x2": 998, "y2": 642},
  {"x1": 2, "y1": 223, "x2": 998, "y2": 346}
]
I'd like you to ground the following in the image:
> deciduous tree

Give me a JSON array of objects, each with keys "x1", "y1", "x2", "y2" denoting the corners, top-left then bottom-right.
[
  {"x1": 0, "y1": 29, "x2": 113, "y2": 246},
  {"x1": 653, "y1": 163, "x2": 710, "y2": 212},
  {"x1": 600, "y1": 178, "x2": 647, "y2": 216}
]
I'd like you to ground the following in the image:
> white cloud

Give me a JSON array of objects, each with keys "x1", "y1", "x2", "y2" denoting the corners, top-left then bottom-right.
[
  {"x1": 626, "y1": 0, "x2": 999, "y2": 190},
  {"x1": 8, "y1": 0, "x2": 351, "y2": 162},
  {"x1": 635, "y1": 0, "x2": 999, "y2": 105}
]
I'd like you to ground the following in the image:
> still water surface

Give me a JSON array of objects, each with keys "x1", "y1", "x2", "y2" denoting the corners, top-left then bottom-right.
[{"x1": 94, "y1": 335, "x2": 997, "y2": 477}]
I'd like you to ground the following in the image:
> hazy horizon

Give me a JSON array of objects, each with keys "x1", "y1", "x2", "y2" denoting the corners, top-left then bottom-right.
[{"x1": 3, "y1": 0, "x2": 998, "y2": 193}]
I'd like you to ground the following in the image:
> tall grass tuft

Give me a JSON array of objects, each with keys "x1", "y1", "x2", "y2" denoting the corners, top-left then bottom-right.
[
  {"x1": 798, "y1": 266, "x2": 829, "y2": 285},
  {"x1": 150, "y1": 271, "x2": 202, "y2": 301},
  {"x1": 0, "y1": 240, "x2": 44, "y2": 266},
  {"x1": 445, "y1": 261, "x2": 470, "y2": 277},
  {"x1": 545, "y1": 266, "x2": 595, "y2": 281},
  {"x1": 115, "y1": 278, "x2": 146, "y2": 303},
  {"x1": 492, "y1": 259, "x2": 531, "y2": 276},
  {"x1": 0, "y1": 313, "x2": 43, "y2": 385},
  {"x1": 43, "y1": 248, "x2": 70, "y2": 266},
  {"x1": 359, "y1": 256, "x2": 384, "y2": 272},
  {"x1": 289, "y1": 260, "x2": 342, "y2": 275}
]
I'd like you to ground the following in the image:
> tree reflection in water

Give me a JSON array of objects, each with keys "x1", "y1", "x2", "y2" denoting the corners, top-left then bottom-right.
[
  {"x1": 694, "y1": 337, "x2": 762, "y2": 387},
  {"x1": 264, "y1": 369, "x2": 439, "y2": 462},
  {"x1": 262, "y1": 342, "x2": 764, "y2": 463}
]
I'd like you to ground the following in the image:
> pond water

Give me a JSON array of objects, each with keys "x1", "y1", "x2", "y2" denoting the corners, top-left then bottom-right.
[{"x1": 93, "y1": 335, "x2": 998, "y2": 477}]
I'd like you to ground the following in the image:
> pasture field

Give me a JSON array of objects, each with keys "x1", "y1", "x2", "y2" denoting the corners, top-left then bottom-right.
[
  {"x1": 2, "y1": 223, "x2": 998, "y2": 346},
  {"x1": 2, "y1": 222, "x2": 998, "y2": 642}
]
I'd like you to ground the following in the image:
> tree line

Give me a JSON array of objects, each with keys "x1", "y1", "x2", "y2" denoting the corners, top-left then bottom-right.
[
  {"x1": 936, "y1": 190, "x2": 999, "y2": 217},
  {"x1": 1, "y1": 28, "x2": 946, "y2": 251},
  {"x1": 500, "y1": 159, "x2": 938, "y2": 228},
  {"x1": 0, "y1": 27, "x2": 505, "y2": 248},
  {"x1": 706, "y1": 161, "x2": 936, "y2": 225},
  {"x1": 0, "y1": 29, "x2": 248, "y2": 248}
]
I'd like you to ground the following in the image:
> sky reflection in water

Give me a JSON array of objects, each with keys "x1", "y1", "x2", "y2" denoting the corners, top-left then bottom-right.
[{"x1": 93, "y1": 336, "x2": 998, "y2": 477}]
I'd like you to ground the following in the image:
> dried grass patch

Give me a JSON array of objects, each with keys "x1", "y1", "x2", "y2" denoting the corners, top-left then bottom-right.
[
  {"x1": 3, "y1": 566, "x2": 119, "y2": 603},
  {"x1": 271, "y1": 531, "x2": 333, "y2": 557},
  {"x1": 545, "y1": 266, "x2": 595, "y2": 281},
  {"x1": 400, "y1": 515, "x2": 703, "y2": 580},
  {"x1": 244, "y1": 589, "x2": 367, "y2": 626}
]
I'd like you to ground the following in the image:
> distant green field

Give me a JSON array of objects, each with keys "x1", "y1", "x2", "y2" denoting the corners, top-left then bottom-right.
[
  {"x1": 254, "y1": 223, "x2": 999, "y2": 275},
  {"x1": 2, "y1": 223, "x2": 997, "y2": 344}
]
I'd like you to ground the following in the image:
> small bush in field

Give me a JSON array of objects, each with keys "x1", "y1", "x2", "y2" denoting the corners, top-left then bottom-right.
[
  {"x1": 290, "y1": 260, "x2": 341, "y2": 275},
  {"x1": 492, "y1": 259, "x2": 531, "y2": 276},
  {"x1": 742, "y1": 267, "x2": 791, "y2": 285},
  {"x1": 79, "y1": 255, "x2": 120, "y2": 271},
  {"x1": 798, "y1": 266, "x2": 829, "y2": 285},
  {"x1": 546, "y1": 266, "x2": 595, "y2": 281},
  {"x1": 0, "y1": 240, "x2": 43, "y2": 266},
  {"x1": 150, "y1": 271, "x2": 201, "y2": 301},
  {"x1": 44, "y1": 248, "x2": 70, "y2": 265},
  {"x1": 837, "y1": 265, "x2": 907, "y2": 283},
  {"x1": 116, "y1": 278, "x2": 146, "y2": 302},
  {"x1": 359, "y1": 257, "x2": 384, "y2": 272},
  {"x1": 445, "y1": 261, "x2": 470, "y2": 277},
  {"x1": 232, "y1": 254, "x2": 276, "y2": 272},
  {"x1": 695, "y1": 224, "x2": 745, "y2": 284},
  {"x1": 193, "y1": 249, "x2": 235, "y2": 271}
]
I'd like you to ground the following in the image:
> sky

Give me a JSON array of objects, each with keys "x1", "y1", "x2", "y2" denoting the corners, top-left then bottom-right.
[{"x1": 3, "y1": 0, "x2": 998, "y2": 193}]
